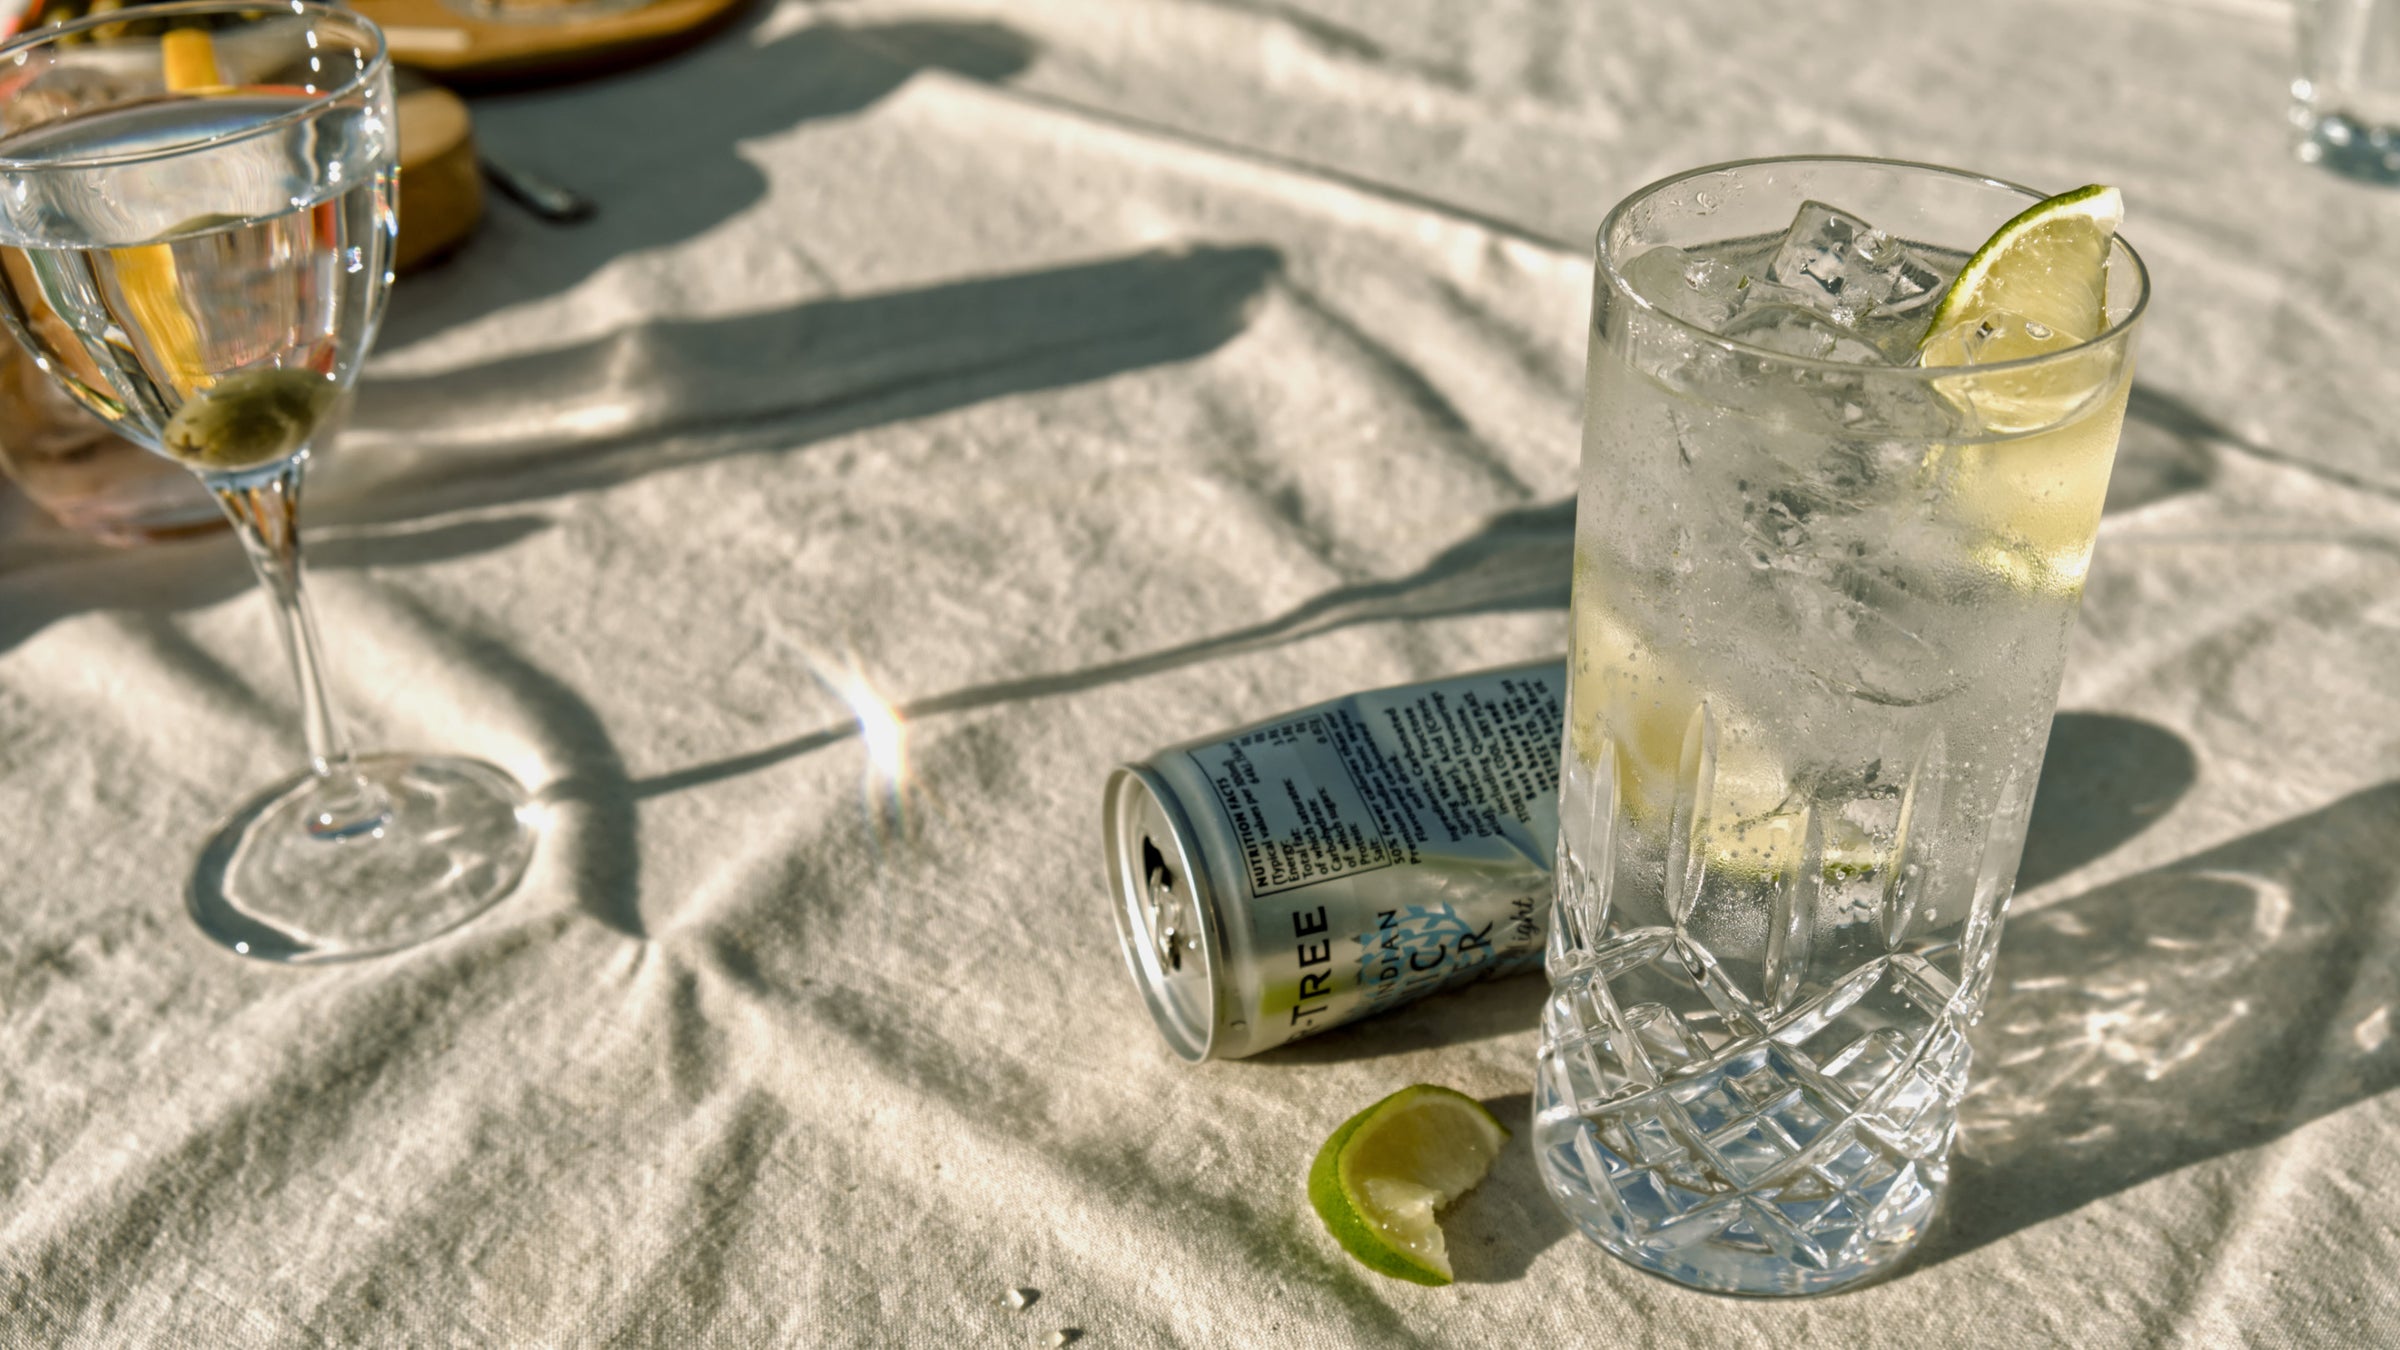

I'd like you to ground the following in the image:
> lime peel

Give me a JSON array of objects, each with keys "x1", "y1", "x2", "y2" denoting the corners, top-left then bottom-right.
[
  {"x1": 1921, "y1": 182, "x2": 2123, "y2": 347},
  {"x1": 1307, "y1": 1084, "x2": 1509, "y2": 1286},
  {"x1": 1913, "y1": 183, "x2": 2131, "y2": 595}
]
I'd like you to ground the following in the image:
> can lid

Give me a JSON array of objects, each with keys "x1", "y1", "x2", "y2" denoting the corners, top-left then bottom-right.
[{"x1": 1102, "y1": 764, "x2": 1219, "y2": 1061}]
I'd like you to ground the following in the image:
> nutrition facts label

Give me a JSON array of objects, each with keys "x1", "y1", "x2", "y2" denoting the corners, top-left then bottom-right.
[
  {"x1": 1188, "y1": 715, "x2": 1392, "y2": 897},
  {"x1": 1186, "y1": 669, "x2": 1563, "y2": 898}
]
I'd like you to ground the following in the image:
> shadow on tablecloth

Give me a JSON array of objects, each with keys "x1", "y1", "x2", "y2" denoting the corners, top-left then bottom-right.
[
  {"x1": 0, "y1": 246, "x2": 1283, "y2": 649},
  {"x1": 382, "y1": 17, "x2": 1040, "y2": 333},
  {"x1": 2017, "y1": 712, "x2": 2197, "y2": 892},
  {"x1": 628, "y1": 494, "x2": 1577, "y2": 798},
  {"x1": 1927, "y1": 779, "x2": 2400, "y2": 1265},
  {"x1": 335, "y1": 245, "x2": 1285, "y2": 519},
  {"x1": 1452, "y1": 1091, "x2": 1578, "y2": 1284}
]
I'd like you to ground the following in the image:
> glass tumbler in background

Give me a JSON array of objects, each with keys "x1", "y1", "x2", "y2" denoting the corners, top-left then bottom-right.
[
  {"x1": 1535, "y1": 157, "x2": 2148, "y2": 1295},
  {"x1": 2294, "y1": 0, "x2": 2400, "y2": 181}
]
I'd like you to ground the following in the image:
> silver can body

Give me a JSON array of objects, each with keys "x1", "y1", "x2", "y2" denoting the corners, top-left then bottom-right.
[{"x1": 1102, "y1": 660, "x2": 1566, "y2": 1060}]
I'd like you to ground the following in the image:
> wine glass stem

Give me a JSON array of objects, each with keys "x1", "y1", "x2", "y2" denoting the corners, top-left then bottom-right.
[{"x1": 210, "y1": 457, "x2": 392, "y2": 840}]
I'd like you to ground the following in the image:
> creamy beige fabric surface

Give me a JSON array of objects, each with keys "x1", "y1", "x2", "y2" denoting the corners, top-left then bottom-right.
[{"x1": 4, "y1": 0, "x2": 2398, "y2": 1345}]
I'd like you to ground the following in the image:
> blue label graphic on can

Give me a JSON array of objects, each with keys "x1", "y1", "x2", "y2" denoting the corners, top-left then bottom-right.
[{"x1": 1356, "y1": 903, "x2": 1543, "y2": 1010}]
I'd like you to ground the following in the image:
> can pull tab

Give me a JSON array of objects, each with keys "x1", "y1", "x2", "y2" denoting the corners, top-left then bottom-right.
[{"x1": 1140, "y1": 837, "x2": 1187, "y2": 973}]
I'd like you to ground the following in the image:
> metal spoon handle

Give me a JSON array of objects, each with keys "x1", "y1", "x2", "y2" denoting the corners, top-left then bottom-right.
[{"x1": 479, "y1": 158, "x2": 597, "y2": 224}]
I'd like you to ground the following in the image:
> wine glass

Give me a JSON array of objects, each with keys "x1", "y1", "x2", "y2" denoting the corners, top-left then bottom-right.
[{"x1": 0, "y1": 2, "x2": 538, "y2": 961}]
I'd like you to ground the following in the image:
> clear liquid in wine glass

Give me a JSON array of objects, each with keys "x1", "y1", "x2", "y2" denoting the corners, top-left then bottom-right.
[
  {"x1": 0, "y1": 92, "x2": 392, "y2": 475},
  {"x1": 0, "y1": 20, "x2": 537, "y2": 962}
]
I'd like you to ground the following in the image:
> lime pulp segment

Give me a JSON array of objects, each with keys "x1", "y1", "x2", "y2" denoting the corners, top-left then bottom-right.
[{"x1": 1307, "y1": 1084, "x2": 1509, "y2": 1285}]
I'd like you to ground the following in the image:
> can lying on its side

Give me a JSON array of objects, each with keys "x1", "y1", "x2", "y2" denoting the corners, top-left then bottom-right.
[{"x1": 1102, "y1": 659, "x2": 1568, "y2": 1061}]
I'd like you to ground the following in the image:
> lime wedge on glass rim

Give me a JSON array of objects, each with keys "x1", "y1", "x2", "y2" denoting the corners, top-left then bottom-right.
[
  {"x1": 1921, "y1": 182, "x2": 2121, "y2": 357},
  {"x1": 1307, "y1": 1085, "x2": 1508, "y2": 1286},
  {"x1": 1916, "y1": 183, "x2": 2130, "y2": 594}
]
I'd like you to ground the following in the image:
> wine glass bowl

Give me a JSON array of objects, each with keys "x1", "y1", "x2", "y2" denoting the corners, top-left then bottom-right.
[{"x1": 0, "y1": 2, "x2": 538, "y2": 962}]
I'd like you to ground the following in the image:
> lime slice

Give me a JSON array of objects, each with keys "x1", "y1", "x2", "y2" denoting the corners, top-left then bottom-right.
[
  {"x1": 1922, "y1": 183, "x2": 2121, "y2": 347},
  {"x1": 1307, "y1": 1085, "x2": 1509, "y2": 1286},
  {"x1": 1566, "y1": 580, "x2": 1696, "y2": 802},
  {"x1": 1569, "y1": 562, "x2": 1787, "y2": 814},
  {"x1": 1567, "y1": 572, "x2": 1894, "y2": 889},
  {"x1": 1704, "y1": 806, "x2": 1890, "y2": 887},
  {"x1": 1917, "y1": 183, "x2": 2123, "y2": 432},
  {"x1": 1917, "y1": 185, "x2": 2131, "y2": 594}
]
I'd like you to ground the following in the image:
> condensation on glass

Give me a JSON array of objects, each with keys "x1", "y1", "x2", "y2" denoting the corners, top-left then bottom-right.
[{"x1": 1537, "y1": 157, "x2": 2149, "y2": 1296}]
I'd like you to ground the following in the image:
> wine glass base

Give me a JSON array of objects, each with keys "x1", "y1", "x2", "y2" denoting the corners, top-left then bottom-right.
[{"x1": 189, "y1": 753, "x2": 538, "y2": 963}]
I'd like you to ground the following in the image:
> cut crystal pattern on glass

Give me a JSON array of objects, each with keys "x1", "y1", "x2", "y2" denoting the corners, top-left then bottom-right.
[
  {"x1": 1555, "y1": 157, "x2": 2144, "y2": 1298},
  {"x1": 1534, "y1": 727, "x2": 2012, "y2": 1296}
]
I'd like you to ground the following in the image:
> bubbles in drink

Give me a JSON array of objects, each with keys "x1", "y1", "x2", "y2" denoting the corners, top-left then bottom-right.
[
  {"x1": 1545, "y1": 184, "x2": 2135, "y2": 1293},
  {"x1": 1917, "y1": 308, "x2": 2079, "y2": 368},
  {"x1": 1718, "y1": 302, "x2": 1889, "y2": 365},
  {"x1": 1621, "y1": 242, "x2": 1748, "y2": 330}
]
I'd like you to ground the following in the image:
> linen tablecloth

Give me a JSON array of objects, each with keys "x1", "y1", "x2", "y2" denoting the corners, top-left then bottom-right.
[{"x1": 4, "y1": 0, "x2": 2397, "y2": 1344}]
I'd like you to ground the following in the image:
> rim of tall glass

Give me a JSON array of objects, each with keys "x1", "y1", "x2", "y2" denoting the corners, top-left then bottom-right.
[
  {"x1": 1597, "y1": 154, "x2": 2152, "y2": 379},
  {"x1": 0, "y1": 0, "x2": 387, "y2": 172}
]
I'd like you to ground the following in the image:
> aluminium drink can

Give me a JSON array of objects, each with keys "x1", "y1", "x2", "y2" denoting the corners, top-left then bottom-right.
[{"x1": 1101, "y1": 659, "x2": 1567, "y2": 1061}]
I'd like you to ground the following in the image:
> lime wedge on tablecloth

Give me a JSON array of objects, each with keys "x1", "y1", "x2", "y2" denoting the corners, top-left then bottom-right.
[
  {"x1": 1307, "y1": 1085, "x2": 1508, "y2": 1286},
  {"x1": 1917, "y1": 184, "x2": 2129, "y2": 594}
]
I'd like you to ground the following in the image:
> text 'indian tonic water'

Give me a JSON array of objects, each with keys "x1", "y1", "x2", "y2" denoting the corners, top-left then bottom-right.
[{"x1": 1103, "y1": 662, "x2": 1566, "y2": 1061}]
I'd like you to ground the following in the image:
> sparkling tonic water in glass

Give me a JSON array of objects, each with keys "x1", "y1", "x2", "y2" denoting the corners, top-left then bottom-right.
[{"x1": 1535, "y1": 158, "x2": 2148, "y2": 1295}]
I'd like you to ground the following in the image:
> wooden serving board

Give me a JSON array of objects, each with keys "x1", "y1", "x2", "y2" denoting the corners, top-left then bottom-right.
[
  {"x1": 356, "y1": 0, "x2": 752, "y2": 86},
  {"x1": 394, "y1": 80, "x2": 482, "y2": 273}
]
